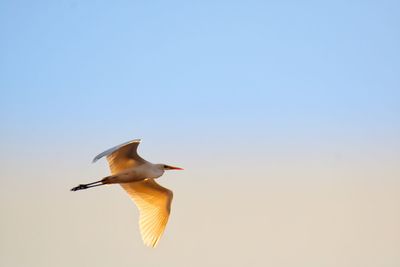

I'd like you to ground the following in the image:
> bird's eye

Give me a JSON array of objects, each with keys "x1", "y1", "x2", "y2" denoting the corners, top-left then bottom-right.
[{"x1": 164, "y1": 165, "x2": 168, "y2": 169}]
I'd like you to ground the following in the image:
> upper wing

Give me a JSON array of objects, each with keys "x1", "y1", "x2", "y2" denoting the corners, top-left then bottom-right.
[
  {"x1": 120, "y1": 179, "x2": 173, "y2": 248},
  {"x1": 92, "y1": 139, "x2": 146, "y2": 174}
]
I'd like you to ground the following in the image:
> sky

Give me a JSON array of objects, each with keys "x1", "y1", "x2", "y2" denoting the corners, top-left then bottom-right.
[{"x1": 0, "y1": 0, "x2": 399, "y2": 266}]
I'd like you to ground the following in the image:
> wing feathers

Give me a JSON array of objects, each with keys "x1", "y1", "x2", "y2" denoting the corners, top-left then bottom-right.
[
  {"x1": 92, "y1": 139, "x2": 141, "y2": 163},
  {"x1": 92, "y1": 139, "x2": 146, "y2": 174},
  {"x1": 120, "y1": 179, "x2": 173, "y2": 247}
]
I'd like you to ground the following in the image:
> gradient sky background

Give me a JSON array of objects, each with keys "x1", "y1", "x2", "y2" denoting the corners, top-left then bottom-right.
[{"x1": 1, "y1": 0, "x2": 399, "y2": 266}]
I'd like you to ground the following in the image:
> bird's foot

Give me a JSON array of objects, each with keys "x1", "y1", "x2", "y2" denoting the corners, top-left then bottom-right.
[{"x1": 71, "y1": 184, "x2": 88, "y2": 191}]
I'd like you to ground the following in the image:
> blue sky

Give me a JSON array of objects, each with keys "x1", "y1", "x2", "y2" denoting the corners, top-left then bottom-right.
[
  {"x1": 1, "y1": 0, "x2": 399, "y2": 143},
  {"x1": 1, "y1": 1, "x2": 399, "y2": 266}
]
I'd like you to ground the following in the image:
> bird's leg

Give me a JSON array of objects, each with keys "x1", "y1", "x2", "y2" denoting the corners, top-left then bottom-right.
[{"x1": 71, "y1": 180, "x2": 104, "y2": 191}]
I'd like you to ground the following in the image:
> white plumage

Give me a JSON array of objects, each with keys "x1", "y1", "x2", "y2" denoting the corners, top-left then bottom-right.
[{"x1": 71, "y1": 139, "x2": 183, "y2": 247}]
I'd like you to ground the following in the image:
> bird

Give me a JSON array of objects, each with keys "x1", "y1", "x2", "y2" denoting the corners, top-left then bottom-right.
[{"x1": 71, "y1": 138, "x2": 183, "y2": 247}]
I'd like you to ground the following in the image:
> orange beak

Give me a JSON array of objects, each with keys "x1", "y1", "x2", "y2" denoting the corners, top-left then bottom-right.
[{"x1": 165, "y1": 165, "x2": 184, "y2": 170}]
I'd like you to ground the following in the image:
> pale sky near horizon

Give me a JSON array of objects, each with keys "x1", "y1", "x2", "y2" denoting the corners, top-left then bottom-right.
[{"x1": 1, "y1": 1, "x2": 400, "y2": 266}]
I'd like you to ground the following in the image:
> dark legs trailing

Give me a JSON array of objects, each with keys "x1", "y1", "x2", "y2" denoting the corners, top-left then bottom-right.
[{"x1": 71, "y1": 180, "x2": 105, "y2": 191}]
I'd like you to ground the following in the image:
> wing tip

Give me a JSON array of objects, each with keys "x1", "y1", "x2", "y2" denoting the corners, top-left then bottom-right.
[
  {"x1": 91, "y1": 138, "x2": 142, "y2": 163},
  {"x1": 143, "y1": 235, "x2": 160, "y2": 248}
]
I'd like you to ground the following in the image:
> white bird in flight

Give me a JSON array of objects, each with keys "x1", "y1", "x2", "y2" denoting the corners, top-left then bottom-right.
[{"x1": 71, "y1": 138, "x2": 183, "y2": 247}]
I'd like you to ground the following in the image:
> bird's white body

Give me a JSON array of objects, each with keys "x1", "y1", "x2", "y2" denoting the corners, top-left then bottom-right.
[
  {"x1": 105, "y1": 163, "x2": 165, "y2": 184},
  {"x1": 71, "y1": 139, "x2": 183, "y2": 248}
]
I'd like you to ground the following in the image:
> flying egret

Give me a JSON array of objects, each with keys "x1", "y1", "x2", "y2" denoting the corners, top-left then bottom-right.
[{"x1": 71, "y1": 139, "x2": 183, "y2": 247}]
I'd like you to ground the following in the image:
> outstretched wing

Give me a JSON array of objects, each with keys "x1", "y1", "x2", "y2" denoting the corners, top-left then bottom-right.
[
  {"x1": 120, "y1": 179, "x2": 173, "y2": 247},
  {"x1": 92, "y1": 139, "x2": 146, "y2": 174}
]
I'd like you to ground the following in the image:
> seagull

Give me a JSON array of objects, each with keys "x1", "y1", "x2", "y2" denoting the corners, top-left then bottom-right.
[{"x1": 71, "y1": 138, "x2": 183, "y2": 247}]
